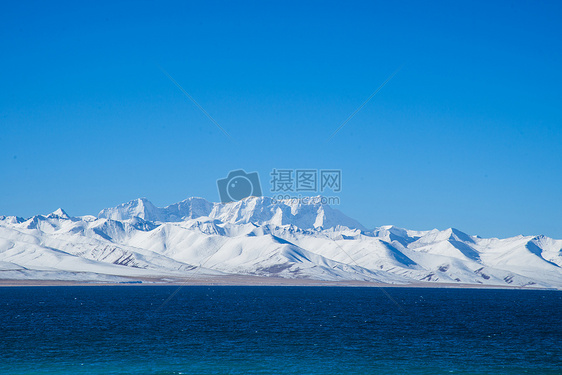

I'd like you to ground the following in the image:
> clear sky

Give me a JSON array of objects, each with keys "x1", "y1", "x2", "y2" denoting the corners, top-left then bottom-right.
[{"x1": 1, "y1": 1, "x2": 561, "y2": 238}]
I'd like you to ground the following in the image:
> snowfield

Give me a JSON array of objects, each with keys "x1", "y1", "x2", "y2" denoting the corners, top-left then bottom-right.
[{"x1": 0, "y1": 196, "x2": 560, "y2": 288}]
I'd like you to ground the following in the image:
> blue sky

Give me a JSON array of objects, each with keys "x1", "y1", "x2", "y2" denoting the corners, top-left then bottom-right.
[{"x1": 1, "y1": 1, "x2": 561, "y2": 238}]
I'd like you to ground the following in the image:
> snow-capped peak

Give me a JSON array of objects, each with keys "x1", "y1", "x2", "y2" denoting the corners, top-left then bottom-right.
[
  {"x1": 97, "y1": 195, "x2": 366, "y2": 230},
  {"x1": 98, "y1": 197, "x2": 159, "y2": 221},
  {"x1": 47, "y1": 208, "x2": 70, "y2": 219}
]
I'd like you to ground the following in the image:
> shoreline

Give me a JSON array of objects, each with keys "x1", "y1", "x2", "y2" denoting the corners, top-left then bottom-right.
[{"x1": 0, "y1": 275, "x2": 557, "y2": 290}]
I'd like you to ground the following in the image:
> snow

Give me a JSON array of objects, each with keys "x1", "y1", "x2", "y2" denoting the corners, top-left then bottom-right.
[
  {"x1": 0, "y1": 196, "x2": 560, "y2": 288},
  {"x1": 47, "y1": 208, "x2": 70, "y2": 219}
]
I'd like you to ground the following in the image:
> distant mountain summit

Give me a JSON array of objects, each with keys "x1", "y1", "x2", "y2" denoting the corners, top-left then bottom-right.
[
  {"x1": 98, "y1": 197, "x2": 161, "y2": 221},
  {"x1": 98, "y1": 196, "x2": 366, "y2": 230},
  {"x1": 47, "y1": 208, "x2": 70, "y2": 220}
]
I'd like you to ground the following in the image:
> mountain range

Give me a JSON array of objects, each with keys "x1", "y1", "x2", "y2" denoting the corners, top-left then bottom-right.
[{"x1": 1, "y1": 196, "x2": 561, "y2": 288}]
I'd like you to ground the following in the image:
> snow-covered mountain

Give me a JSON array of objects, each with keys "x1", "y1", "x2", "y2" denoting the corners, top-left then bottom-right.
[
  {"x1": 1, "y1": 196, "x2": 561, "y2": 288},
  {"x1": 98, "y1": 196, "x2": 365, "y2": 230}
]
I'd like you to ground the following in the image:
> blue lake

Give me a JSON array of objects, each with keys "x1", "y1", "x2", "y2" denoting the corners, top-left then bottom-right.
[{"x1": 0, "y1": 286, "x2": 561, "y2": 374}]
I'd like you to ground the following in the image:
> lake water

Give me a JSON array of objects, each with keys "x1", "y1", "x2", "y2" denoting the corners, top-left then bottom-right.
[{"x1": 0, "y1": 286, "x2": 561, "y2": 374}]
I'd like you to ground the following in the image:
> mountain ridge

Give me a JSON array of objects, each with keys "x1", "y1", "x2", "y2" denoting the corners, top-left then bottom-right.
[
  {"x1": 98, "y1": 196, "x2": 366, "y2": 230},
  {"x1": 0, "y1": 196, "x2": 560, "y2": 288}
]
